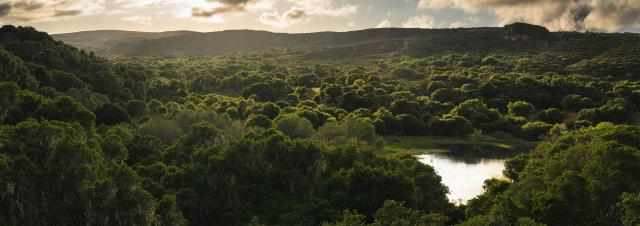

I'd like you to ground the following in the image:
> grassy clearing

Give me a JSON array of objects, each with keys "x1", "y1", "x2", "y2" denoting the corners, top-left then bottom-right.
[{"x1": 383, "y1": 135, "x2": 533, "y2": 156}]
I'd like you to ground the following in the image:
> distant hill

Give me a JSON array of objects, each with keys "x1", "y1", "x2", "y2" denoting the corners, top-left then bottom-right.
[
  {"x1": 52, "y1": 30, "x2": 199, "y2": 54},
  {"x1": 52, "y1": 23, "x2": 639, "y2": 59}
]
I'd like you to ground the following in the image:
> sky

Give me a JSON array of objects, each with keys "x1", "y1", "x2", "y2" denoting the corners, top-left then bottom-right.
[{"x1": 0, "y1": 0, "x2": 639, "y2": 34}]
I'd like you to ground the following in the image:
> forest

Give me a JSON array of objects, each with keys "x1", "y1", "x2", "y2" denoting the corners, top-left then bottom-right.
[{"x1": 1, "y1": 23, "x2": 640, "y2": 226}]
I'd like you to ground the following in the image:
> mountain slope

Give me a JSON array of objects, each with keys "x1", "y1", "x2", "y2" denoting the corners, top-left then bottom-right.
[
  {"x1": 52, "y1": 30, "x2": 199, "y2": 54},
  {"x1": 52, "y1": 24, "x2": 545, "y2": 57},
  {"x1": 52, "y1": 23, "x2": 640, "y2": 59}
]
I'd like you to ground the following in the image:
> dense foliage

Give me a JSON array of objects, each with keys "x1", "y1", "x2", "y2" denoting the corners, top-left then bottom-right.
[
  {"x1": 463, "y1": 123, "x2": 640, "y2": 225},
  {"x1": 1, "y1": 24, "x2": 640, "y2": 225}
]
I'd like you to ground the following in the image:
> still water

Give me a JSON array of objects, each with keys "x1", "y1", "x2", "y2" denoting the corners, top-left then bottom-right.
[{"x1": 417, "y1": 151, "x2": 507, "y2": 204}]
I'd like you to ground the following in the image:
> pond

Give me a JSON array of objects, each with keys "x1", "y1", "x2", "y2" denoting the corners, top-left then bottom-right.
[{"x1": 417, "y1": 150, "x2": 508, "y2": 204}]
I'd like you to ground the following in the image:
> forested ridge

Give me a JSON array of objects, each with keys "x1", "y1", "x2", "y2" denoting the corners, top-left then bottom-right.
[
  {"x1": 1, "y1": 23, "x2": 640, "y2": 225},
  {"x1": 54, "y1": 22, "x2": 639, "y2": 59}
]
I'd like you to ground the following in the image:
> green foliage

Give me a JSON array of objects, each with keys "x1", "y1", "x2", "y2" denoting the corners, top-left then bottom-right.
[
  {"x1": 242, "y1": 79, "x2": 290, "y2": 102},
  {"x1": 537, "y1": 108, "x2": 564, "y2": 124},
  {"x1": 275, "y1": 114, "x2": 315, "y2": 139},
  {"x1": 520, "y1": 121, "x2": 553, "y2": 141},
  {"x1": 465, "y1": 123, "x2": 640, "y2": 225},
  {"x1": 431, "y1": 115, "x2": 474, "y2": 137},
  {"x1": 3, "y1": 24, "x2": 640, "y2": 226},
  {"x1": 616, "y1": 193, "x2": 640, "y2": 226},
  {"x1": 508, "y1": 101, "x2": 536, "y2": 118},
  {"x1": 451, "y1": 99, "x2": 501, "y2": 132},
  {"x1": 391, "y1": 67, "x2": 421, "y2": 80},
  {"x1": 314, "y1": 117, "x2": 377, "y2": 146},
  {"x1": 325, "y1": 200, "x2": 447, "y2": 226},
  {"x1": 95, "y1": 103, "x2": 131, "y2": 125},
  {"x1": 138, "y1": 117, "x2": 184, "y2": 144},
  {"x1": 246, "y1": 114, "x2": 273, "y2": 128},
  {"x1": 127, "y1": 100, "x2": 149, "y2": 119}
]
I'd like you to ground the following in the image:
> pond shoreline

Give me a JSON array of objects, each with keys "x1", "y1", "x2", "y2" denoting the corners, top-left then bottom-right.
[{"x1": 383, "y1": 135, "x2": 533, "y2": 204}]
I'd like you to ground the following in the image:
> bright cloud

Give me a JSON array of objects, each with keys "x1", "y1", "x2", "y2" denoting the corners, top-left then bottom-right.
[
  {"x1": 402, "y1": 14, "x2": 435, "y2": 29},
  {"x1": 259, "y1": 7, "x2": 308, "y2": 28},
  {"x1": 375, "y1": 20, "x2": 391, "y2": 28},
  {"x1": 0, "y1": 0, "x2": 105, "y2": 22},
  {"x1": 417, "y1": 0, "x2": 640, "y2": 31},
  {"x1": 449, "y1": 17, "x2": 479, "y2": 28},
  {"x1": 122, "y1": 15, "x2": 152, "y2": 25},
  {"x1": 258, "y1": 0, "x2": 357, "y2": 28}
]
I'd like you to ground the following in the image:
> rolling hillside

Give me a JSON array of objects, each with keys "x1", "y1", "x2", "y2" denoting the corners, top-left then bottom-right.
[
  {"x1": 52, "y1": 30, "x2": 200, "y2": 54},
  {"x1": 52, "y1": 23, "x2": 639, "y2": 60},
  {"x1": 52, "y1": 23, "x2": 550, "y2": 57}
]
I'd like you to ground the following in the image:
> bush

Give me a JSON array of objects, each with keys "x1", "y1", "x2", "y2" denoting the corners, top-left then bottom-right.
[
  {"x1": 391, "y1": 67, "x2": 420, "y2": 80},
  {"x1": 275, "y1": 114, "x2": 315, "y2": 139},
  {"x1": 247, "y1": 114, "x2": 273, "y2": 128},
  {"x1": 508, "y1": 101, "x2": 535, "y2": 118},
  {"x1": 94, "y1": 103, "x2": 130, "y2": 125},
  {"x1": 138, "y1": 117, "x2": 184, "y2": 144},
  {"x1": 127, "y1": 100, "x2": 148, "y2": 119},
  {"x1": 431, "y1": 115, "x2": 473, "y2": 137},
  {"x1": 520, "y1": 121, "x2": 552, "y2": 140},
  {"x1": 538, "y1": 108, "x2": 564, "y2": 124}
]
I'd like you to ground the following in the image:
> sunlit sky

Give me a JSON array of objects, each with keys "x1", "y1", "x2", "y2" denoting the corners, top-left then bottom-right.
[{"x1": 1, "y1": 0, "x2": 639, "y2": 34}]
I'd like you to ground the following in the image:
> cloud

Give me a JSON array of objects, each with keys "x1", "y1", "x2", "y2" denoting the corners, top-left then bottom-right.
[
  {"x1": 376, "y1": 20, "x2": 391, "y2": 28},
  {"x1": 449, "y1": 17, "x2": 479, "y2": 28},
  {"x1": 417, "y1": 0, "x2": 640, "y2": 31},
  {"x1": 402, "y1": 14, "x2": 435, "y2": 29},
  {"x1": 259, "y1": 0, "x2": 357, "y2": 28},
  {"x1": 122, "y1": 15, "x2": 152, "y2": 25},
  {"x1": 259, "y1": 7, "x2": 308, "y2": 28},
  {"x1": 417, "y1": 0, "x2": 450, "y2": 10},
  {"x1": 53, "y1": 10, "x2": 83, "y2": 17},
  {"x1": 0, "y1": 3, "x2": 10, "y2": 17},
  {"x1": 0, "y1": 0, "x2": 104, "y2": 22},
  {"x1": 191, "y1": 0, "x2": 263, "y2": 17},
  {"x1": 12, "y1": 1, "x2": 43, "y2": 11},
  {"x1": 107, "y1": 9, "x2": 128, "y2": 15}
]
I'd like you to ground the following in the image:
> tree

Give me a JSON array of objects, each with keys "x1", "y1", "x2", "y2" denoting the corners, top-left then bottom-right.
[
  {"x1": 127, "y1": 100, "x2": 149, "y2": 118},
  {"x1": 37, "y1": 95, "x2": 95, "y2": 127},
  {"x1": 247, "y1": 114, "x2": 273, "y2": 128},
  {"x1": 538, "y1": 108, "x2": 563, "y2": 124},
  {"x1": 241, "y1": 79, "x2": 290, "y2": 102},
  {"x1": 390, "y1": 99, "x2": 422, "y2": 116},
  {"x1": 0, "y1": 82, "x2": 19, "y2": 121},
  {"x1": 126, "y1": 134, "x2": 163, "y2": 164},
  {"x1": 49, "y1": 69, "x2": 86, "y2": 91},
  {"x1": 520, "y1": 121, "x2": 552, "y2": 140},
  {"x1": 431, "y1": 115, "x2": 474, "y2": 137},
  {"x1": 391, "y1": 67, "x2": 420, "y2": 80},
  {"x1": 503, "y1": 155, "x2": 528, "y2": 181},
  {"x1": 190, "y1": 74, "x2": 220, "y2": 93},
  {"x1": 323, "y1": 210, "x2": 367, "y2": 226},
  {"x1": 450, "y1": 99, "x2": 501, "y2": 130},
  {"x1": 157, "y1": 194, "x2": 189, "y2": 226},
  {"x1": 561, "y1": 94, "x2": 593, "y2": 110},
  {"x1": 616, "y1": 193, "x2": 640, "y2": 226},
  {"x1": 508, "y1": 101, "x2": 535, "y2": 118},
  {"x1": 372, "y1": 200, "x2": 447, "y2": 226},
  {"x1": 431, "y1": 88, "x2": 464, "y2": 103},
  {"x1": 394, "y1": 114, "x2": 425, "y2": 136},
  {"x1": 137, "y1": 117, "x2": 184, "y2": 144},
  {"x1": 465, "y1": 124, "x2": 640, "y2": 225},
  {"x1": 275, "y1": 114, "x2": 315, "y2": 139},
  {"x1": 95, "y1": 103, "x2": 131, "y2": 125},
  {"x1": 127, "y1": 100, "x2": 148, "y2": 119}
]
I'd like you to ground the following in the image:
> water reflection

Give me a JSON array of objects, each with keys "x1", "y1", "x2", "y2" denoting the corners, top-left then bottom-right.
[{"x1": 417, "y1": 151, "x2": 507, "y2": 204}]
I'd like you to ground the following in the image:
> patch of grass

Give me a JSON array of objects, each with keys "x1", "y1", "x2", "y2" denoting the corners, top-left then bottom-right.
[{"x1": 383, "y1": 135, "x2": 533, "y2": 156}]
